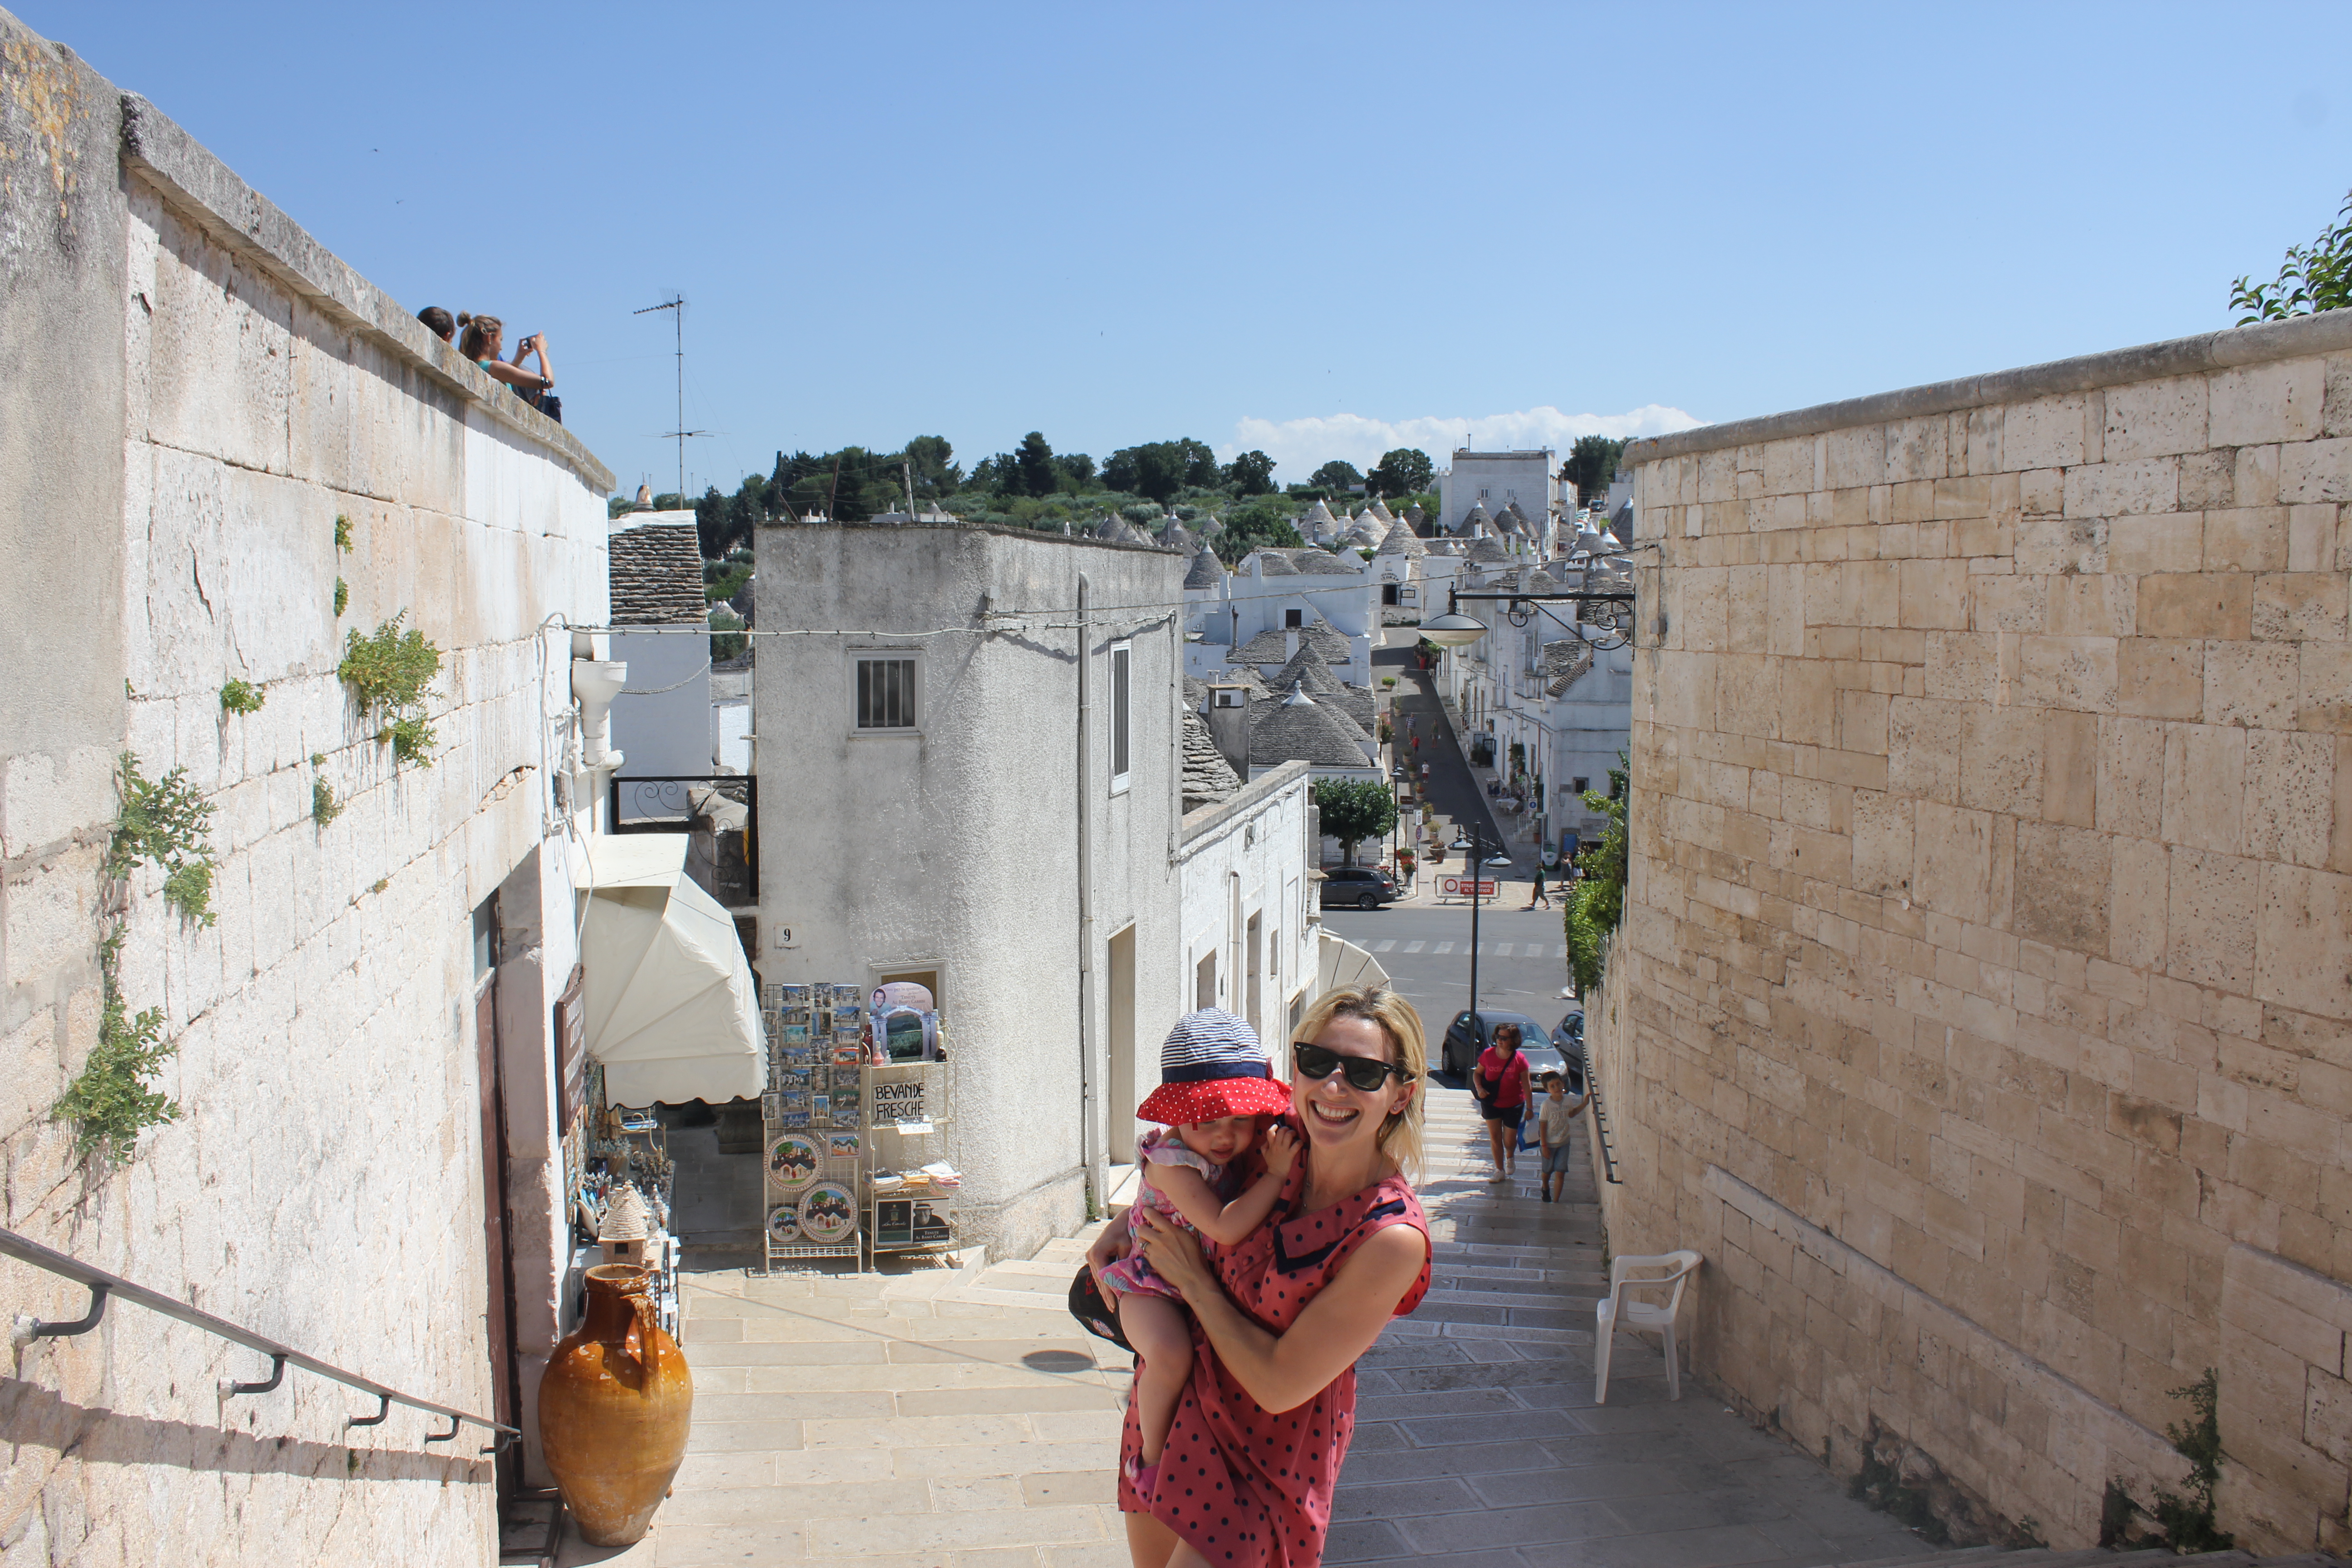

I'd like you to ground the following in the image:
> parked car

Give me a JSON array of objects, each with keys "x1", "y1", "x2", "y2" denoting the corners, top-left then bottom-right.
[
  {"x1": 1320, "y1": 867, "x2": 1398, "y2": 910},
  {"x1": 1550, "y1": 1011, "x2": 1587, "y2": 1093},
  {"x1": 1439, "y1": 1008, "x2": 1568, "y2": 1087}
]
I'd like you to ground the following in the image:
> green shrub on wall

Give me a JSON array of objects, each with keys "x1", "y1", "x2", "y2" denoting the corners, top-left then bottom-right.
[
  {"x1": 1563, "y1": 758, "x2": 1628, "y2": 996},
  {"x1": 219, "y1": 678, "x2": 265, "y2": 714},
  {"x1": 108, "y1": 752, "x2": 217, "y2": 926},
  {"x1": 339, "y1": 611, "x2": 443, "y2": 767}
]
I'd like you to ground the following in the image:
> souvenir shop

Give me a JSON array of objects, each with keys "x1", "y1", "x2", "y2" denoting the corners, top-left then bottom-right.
[{"x1": 758, "y1": 980, "x2": 961, "y2": 1271}]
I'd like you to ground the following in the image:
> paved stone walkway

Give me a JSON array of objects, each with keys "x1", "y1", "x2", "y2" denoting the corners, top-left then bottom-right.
[{"x1": 558, "y1": 1082, "x2": 1933, "y2": 1567}]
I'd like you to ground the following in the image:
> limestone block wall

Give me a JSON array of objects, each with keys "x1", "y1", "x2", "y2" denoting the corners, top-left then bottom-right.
[
  {"x1": 1603, "y1": 311, "x2": 2352, "y2": 1553},
  {"x1": 1, "y1": 15, "x2": 612, "y2": 1561}
]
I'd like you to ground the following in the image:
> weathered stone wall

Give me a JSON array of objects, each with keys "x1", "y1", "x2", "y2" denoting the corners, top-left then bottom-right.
[
  {"x1": 1606, "y1": 312, "x2": 2352, "y2": 1553},
  {"x1": 1, "y1": 12, "x2": 612, "y2": 1560}
]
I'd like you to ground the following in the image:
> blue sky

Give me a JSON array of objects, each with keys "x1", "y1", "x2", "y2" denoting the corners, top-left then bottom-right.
[{"x1": 29, "y1": 1, "x2": 2352, "y2": 497}]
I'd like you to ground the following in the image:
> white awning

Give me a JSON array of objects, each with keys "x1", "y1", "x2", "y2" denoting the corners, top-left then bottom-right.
[
  {"x1": 1316, "y1": 928, "x2": 1390, "y2": 995},
  {"x1": 575, "y1": 834, "x2": 765, "y2": 1107}
]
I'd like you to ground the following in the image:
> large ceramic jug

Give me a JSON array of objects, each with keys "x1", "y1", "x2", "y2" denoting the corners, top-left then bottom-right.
[{"x1": 538, "y1": 1264, "x2": 694, "y2": 1546}]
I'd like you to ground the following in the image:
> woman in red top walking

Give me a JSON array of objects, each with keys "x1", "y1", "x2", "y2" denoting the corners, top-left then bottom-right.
[
  {"x1": 1116, "y1": 985, "x2": 1431, "y2": 1567},
  {"x1": 1472, "y1": 1021, "x2": 1533, "y2": 1181}
]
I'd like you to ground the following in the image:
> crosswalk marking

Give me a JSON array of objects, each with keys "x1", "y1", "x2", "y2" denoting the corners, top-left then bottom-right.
[
  {"x1": 1403, "y1": 941, "x2": 1426, "y2": 954},
  {"x1": 1372, "y1": 940, "x2": 1396, "y2": 953},
  {"x1": 1557, "y1": 945, "x2": 1570, "y2": 959},
  {"x1": 1434, "y1": 941, "x2": 1454, "y2": 955},
  {"x1": 1496, "y1": 943, "x2": 1515, "y2": 956}
]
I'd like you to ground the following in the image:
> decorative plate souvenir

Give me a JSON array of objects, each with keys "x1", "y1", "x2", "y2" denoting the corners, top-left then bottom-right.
[
  {"x1": 766, "y1": 1204, "x2": 803, "y2": 1243},
  {"x1": 768, "y1": 1133, "x2": 821, "y2": 1190},
  {"x1": 799, "y1": 1181, "x2": 857, "y2": 1244}
]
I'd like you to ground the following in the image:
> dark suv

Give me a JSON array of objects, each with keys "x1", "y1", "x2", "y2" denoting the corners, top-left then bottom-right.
[{"x1": 1320, "y1": 867, "x2": 1398, "y2": 910}]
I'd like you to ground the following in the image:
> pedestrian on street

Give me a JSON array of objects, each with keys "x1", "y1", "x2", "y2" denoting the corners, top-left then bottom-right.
[
  {"x1": 1527, "y1": 862, "x2": 1549, "y2": 910},
  {"x1": 1118, "y1": 985, "x2": 1431, "y2": 1568},
  {"x1": 1470, "y1": 1022, "x2": 1532, "y2": 1181},
  {"x1": 1536, "y1": 1070, "x2": 1586, "y2": 1203}
]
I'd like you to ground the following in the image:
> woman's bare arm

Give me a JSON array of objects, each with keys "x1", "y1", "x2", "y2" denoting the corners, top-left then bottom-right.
[
  {"x1": 480, "y1": 357, "x2": 550, "y2": 390},
  {"x1": 1136, "y1": 1207, "x2": 1426, "y2": 1413}
]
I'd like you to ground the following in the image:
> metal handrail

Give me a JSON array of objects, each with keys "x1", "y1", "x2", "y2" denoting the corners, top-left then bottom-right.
[
  {"x1": 1584, "y1": 1055, "x2": 1623, "y2": 1186},
  {"x1": 0, "y1": 1225, "x2": 518, "y2": 1451}
]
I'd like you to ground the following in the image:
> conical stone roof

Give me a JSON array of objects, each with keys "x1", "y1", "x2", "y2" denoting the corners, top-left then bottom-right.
[
  {"x1": 1272, "y1": 641, "x2": 1345, "y2": 696},
  {"x1": 1250, "y1": 549, "x2": 1299, "y2": 577},
  {"x1": 1466, "y1": 533, "x2": 1509, "y2": 563},
  {"x1": 1249, "y1": 683, "x2": 1375, "y2": 769},
  {"x1": 1377, "y1": 518, "x2": 1426, "y2": 557},
  {"x1": 1183, "y1": 546, "x2": 1224, "y2": 590},
  {"x1": 1181, "y1": 710, "x2": 1242, "y2": 813},
  {"x1": 1288, "y1": 548, "x2": 1358, "y2": 575},
  {"x1": 1456, "y1": 500, "x2": 1491, "y2": 537}
]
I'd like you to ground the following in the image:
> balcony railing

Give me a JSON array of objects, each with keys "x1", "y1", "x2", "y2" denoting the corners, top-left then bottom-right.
[
  {"x1": 609, "y1": 774, "x2": 757, "y2": 909},
  {"x1": 1, "y1": 1225, "x2": 518, "y2": 1451}
]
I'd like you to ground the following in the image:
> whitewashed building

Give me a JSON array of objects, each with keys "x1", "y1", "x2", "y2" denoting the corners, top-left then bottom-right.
[
  {"x1": 1437, "y1": 447, "x2": 1561, "y2": 548},
  {"x1": 1181, "y1": 545, "x2": 1377, "y2": 685}
]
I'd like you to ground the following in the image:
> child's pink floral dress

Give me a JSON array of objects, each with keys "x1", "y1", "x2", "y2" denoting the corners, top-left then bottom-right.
[{"x1": 1099, "y1": 1127, "x2": 1225, "y2": 1301}]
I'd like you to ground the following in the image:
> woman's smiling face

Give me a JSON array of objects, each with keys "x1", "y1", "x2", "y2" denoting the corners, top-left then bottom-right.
[{"x1": 1292, "y1": 1014, "x2": 1413, "y2": 1152}]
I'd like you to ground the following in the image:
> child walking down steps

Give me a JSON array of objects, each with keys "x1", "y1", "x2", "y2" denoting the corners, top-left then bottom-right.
[{"x1": 1089, "y1": 1010, "x2": 1297, "y2": 1488}]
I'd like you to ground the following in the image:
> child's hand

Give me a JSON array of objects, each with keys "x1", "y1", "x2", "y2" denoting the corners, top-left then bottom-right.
[{"x1": 1260, "y1": 1123, "x2": 1299, "y2": 1177}]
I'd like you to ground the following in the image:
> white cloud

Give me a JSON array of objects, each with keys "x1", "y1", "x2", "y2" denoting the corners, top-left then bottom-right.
[{"x1": 1224, "y1": 404, "x2": 1705, "y2": 480}]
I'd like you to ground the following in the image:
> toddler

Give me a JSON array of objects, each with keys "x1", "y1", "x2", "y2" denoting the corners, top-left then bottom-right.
[{"x1": 1090, "y1": 1009, "x2": 1297, "y2": 1489}]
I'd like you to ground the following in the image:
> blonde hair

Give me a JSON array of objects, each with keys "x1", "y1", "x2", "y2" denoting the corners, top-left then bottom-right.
[
  {"x1": 1291, "y1": 984, "x2": 1426, "y2": 1181},
  {"x1": 456, "y1": 311, "x2": 502, "y2": 360}
]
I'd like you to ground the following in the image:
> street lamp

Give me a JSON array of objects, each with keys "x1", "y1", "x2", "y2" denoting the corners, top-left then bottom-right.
[
  {"x1": 1418, "y1": 609, "x2": 1488, "y2": 648},
  {"x1": 1449, "y1": 825, "x2": 1499, "y2": 1038}
]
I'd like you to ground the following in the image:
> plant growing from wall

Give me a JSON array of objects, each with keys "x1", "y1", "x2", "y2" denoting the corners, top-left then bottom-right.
[
  {"x1": 334, "y1": 578, "x2": 348, "y2": 617},
  {"x1": 108, "y1": 752, "x2": 218, "y2": 926},
  {"x1": 312, "y1": 775, "x2": 343, "y2": 826},
  {"x1": 51, "y1": 754, "x2": 217, "y2": 1161},
  {"x1": 2231, "y1": 189, "x2": 2352, "y2": 323},
  {"x1": 2101, "y1": 1370, "x2": 2233, "y2": 1552},
  {"x1": 1562, "y1": 756, "x2": 1627, "y2": 996},
  {"x1": 219, "y1": 678, "x2": 265, "y2": 714},
  {"x1": 52, "y1": 927, "x2": 179, "y2": 1163},
  {"x1": 333, "y1": 514, "x2": 353, "y2": 553},
  {"x1": 338, "y1": 611, "x2": 442, "y2": 767}
]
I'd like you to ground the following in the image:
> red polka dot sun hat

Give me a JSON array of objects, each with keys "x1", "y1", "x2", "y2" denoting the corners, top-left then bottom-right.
[{"x1": 1135, "y1": 1008, "x2": 1295, "y2": 1125}]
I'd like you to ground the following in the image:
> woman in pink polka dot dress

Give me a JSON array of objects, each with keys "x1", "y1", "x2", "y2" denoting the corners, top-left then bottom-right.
[{"x1": 1117, "y1": 985, "x2": 1432, "y2": 1567}]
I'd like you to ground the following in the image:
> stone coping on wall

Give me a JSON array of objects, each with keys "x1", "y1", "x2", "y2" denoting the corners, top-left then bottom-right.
[
  {"x1": 758, "y1": 516, "x2": 1200, "y2": 556},
  {"x1": 116, "y1": 93, "x2": 615, "y2": 494},
  {"x1": 1181, "y1": 759, "x2": 1310, "y2": 844},
  {"x1": 1625, "y1": 309, "x2": 2352, "y2": 468}
]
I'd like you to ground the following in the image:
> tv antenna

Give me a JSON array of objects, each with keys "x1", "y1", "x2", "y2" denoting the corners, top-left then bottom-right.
[{"x1": 634, "y1": 295, "x2": 711, "y2": 502}]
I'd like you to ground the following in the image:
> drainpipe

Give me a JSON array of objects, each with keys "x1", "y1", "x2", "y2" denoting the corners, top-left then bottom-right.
[{"x1": 1075, "y1": 574, "x2": 1099, "y2": 1215}]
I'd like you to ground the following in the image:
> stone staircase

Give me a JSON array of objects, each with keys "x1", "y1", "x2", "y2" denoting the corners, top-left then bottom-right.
[{"x1": 1834, "y1": 1552, "x2": 2337, "y2": 1568}]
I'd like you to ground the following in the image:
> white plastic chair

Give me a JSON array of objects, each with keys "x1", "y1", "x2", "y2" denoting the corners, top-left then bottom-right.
[{"x1": 1593, "y1": 1250, "x2": 1701, "y2": 1404}]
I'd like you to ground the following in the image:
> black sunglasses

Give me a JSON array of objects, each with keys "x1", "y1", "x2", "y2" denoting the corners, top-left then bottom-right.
[{"x1": 1293, "y1": 1041, "x2": 1414, "y2": 1092}]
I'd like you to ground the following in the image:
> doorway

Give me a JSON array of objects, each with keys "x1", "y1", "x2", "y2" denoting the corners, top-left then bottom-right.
[
  {"x1": 1245, "y1": 912, "x2": 1263, "y2": 1043},
  {"x1": 472, "y1": 902, "x2": 518, "y2": 1496},
  {"x1": 1107, "y1": 926, "x2": 1137, "y2": 1160}
]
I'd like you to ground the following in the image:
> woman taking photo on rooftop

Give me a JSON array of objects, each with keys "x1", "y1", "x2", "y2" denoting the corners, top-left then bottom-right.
[
  {"x1": 456, "y1": 313, "x2": 554, "y2": 402},
  {"x1": 1119, "y1": 985, "x2": 1431, "y2": 1568}
]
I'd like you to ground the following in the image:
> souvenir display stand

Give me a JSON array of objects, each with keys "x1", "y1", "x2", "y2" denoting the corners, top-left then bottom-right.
[
  {"x1": 759, "y1": 982, "x2": 961, "y2": 1271},
  {"x1": 865, "y1": 1061, "x2": 958, "y2": 1257},
  {"x1": 568, "y1": 1062, "x2": 681, "y2": 1333}
]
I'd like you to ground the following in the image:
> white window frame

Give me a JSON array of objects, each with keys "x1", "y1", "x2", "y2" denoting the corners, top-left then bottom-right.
[
  {"x1": 1108, "y1": 640, "x2": 1132, "y2": 794},
  {"x1": 850, "y1": 649, "x2": 921, "y2": 737}
]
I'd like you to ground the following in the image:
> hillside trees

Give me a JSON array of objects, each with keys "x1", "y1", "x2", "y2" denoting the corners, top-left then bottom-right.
[
  {"x1": 1562, "y1": 436, "x2": 1627, "y2": 505},
  {"x1": 1225, "y1": 449, "x2": 1277, "y2": 495},
  {"x1": 1367, "y1": 447, "x2": 1432, "y2": 498}
]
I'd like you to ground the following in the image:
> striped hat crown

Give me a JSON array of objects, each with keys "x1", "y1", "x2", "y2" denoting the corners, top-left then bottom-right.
[{"x1": 1159, "y1": 1009, "x2": 1269, "y2": 1085}]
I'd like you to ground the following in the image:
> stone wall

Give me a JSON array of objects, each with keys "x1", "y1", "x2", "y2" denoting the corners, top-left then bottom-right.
[
  {"x1": 0, "y1": 12, "x2": 612, "y2": 1559},
  {"x1": 1604, "y1": 311, "x2": 2352, "y2": 1553}
]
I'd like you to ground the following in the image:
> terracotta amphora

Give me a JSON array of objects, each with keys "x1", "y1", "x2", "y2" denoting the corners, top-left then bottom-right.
[{"x1": 538, "y1": 1263, "x2": 694, "y2": 1546}]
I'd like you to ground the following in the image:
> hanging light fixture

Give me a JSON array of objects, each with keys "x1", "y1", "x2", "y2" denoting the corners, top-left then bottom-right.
[{"x1": 1418, "y1": 610, "x2": 1489, "y2": 647}]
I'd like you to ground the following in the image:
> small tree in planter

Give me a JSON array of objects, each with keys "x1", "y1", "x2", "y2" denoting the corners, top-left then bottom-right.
[{"x1": 1313, "y1": 778, "x2": 1397, "y2": 868}]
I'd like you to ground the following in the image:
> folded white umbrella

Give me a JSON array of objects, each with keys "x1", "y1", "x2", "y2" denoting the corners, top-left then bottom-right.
[
  {"x1": 1316, "y1": 928, "x2": 1391, "y2": 995},
  {"x1": 576, "y1": 835, "x2": 765, "y2": 1107}
]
